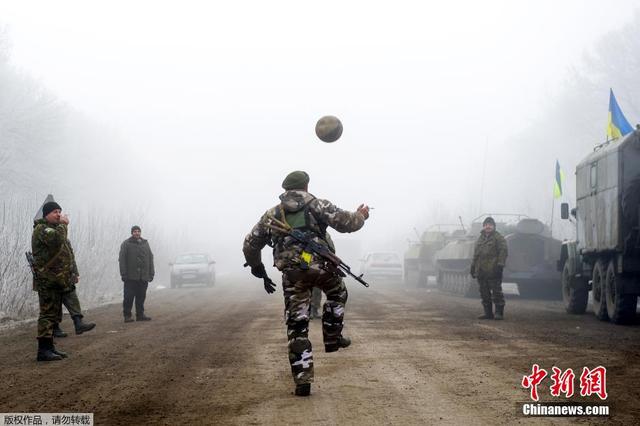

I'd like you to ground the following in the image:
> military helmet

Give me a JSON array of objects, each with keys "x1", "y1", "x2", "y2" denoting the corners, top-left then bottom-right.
[{"x1": 282, "y1": 171, "x2": 310, "y2": 190}]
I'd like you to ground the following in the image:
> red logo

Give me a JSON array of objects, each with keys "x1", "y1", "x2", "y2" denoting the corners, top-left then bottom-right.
[
  {"x1": 579, "y1": 366, "x2": 608, "y2": 400},
  {"x1": 522, "y1": 365, "x2": 607, "y2": 401},
  {"x1": 521, "y1": 364, "x2": 548, "y2": 402},
  {"x1": 550, "y1": 367, "x2": 575, "y2": 398}
]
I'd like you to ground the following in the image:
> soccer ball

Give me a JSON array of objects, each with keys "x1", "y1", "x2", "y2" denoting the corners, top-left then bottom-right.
[{"x1": 315, "y1": 116, "x2": 343, "y2": 143}]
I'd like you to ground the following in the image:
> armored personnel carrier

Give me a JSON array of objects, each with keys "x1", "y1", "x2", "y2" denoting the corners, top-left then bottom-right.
[
  {"x1": 559, "y1": 129, "x2": 640, "y2": 324},
  {"x1": 403, "y1": 225, "x2": 464, "y2": 287},
  {"x1": 435, "y1": 214, "x2": 562, "y2": 298}
]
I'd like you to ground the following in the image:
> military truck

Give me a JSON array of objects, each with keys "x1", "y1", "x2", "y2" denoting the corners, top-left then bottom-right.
[
  {"x1": 435, "y1": 214, "x2": 562, "y2": 298},
  {"x1": 403, "y1": 225, "x2": 463, "y2": 287},
  {"x1": 559, "y1": 129, "x2": 640, "y2": 324}
]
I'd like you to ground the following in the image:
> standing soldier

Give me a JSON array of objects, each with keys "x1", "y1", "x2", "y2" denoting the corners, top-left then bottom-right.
[
  {"x1": 470, "y1": 217, "x2": 508, "y2": 320},
  {"x1": 119, "y1": 226, "x2": 154, "y2": 322},
  {"x1": 32, "y1": 201, "x2": 76, "y2": 361},
  {"x1": 243, "y1": 171, "x2": 369, "y2": 397}
]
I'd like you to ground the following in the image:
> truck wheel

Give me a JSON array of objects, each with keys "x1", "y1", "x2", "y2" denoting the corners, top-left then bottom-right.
[
  {"x1": 591, "y1": 260, "x2": 609, "y2": 321},
  {"x1": 562, "y1": 261, "x2": 587, "y2": 314},
  {"x1": 605, "y1": 260, "x2": 637, "y2": 324}
]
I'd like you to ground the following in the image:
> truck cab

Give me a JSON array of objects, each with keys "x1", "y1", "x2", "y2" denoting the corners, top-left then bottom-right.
[{"x1": 559, "y1": 129, "x2": 640, "y2": 324}]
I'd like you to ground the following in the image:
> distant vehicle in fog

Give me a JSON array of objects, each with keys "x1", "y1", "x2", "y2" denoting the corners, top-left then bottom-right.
[
  {"x1": 169, "y1": 253, "x2": 216, "y2": 288},
  {"x1": 360, "y1": 252, "x2": 403, "y2": 282},
  {"x1": 403, "y1": 224, "x2": 465, "y2": 288}
]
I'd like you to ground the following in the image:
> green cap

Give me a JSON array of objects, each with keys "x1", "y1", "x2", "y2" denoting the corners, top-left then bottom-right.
[{"x1": 282, "y1": 171, "x2": 310, "y2": 190}]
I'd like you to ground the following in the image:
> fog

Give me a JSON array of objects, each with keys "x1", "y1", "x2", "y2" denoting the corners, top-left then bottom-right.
[{"x1": 1, "y1": 1, "x2": 640, "y2": 315}]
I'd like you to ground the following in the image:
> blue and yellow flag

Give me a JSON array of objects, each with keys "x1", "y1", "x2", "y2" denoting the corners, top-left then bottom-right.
[
  {"x1": 607, "y1": 89, "x2": 633, "y2": 140},
  {"x1": 554, "y1": 160, "x2": 565, "y2": 199}
]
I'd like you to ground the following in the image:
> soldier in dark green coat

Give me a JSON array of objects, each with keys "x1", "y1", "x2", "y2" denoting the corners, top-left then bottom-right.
[
  {"x1": 119, "y1": 225, "x2": 155, "y2": 322},
  {"x1": 470, "y1": 217, "x2": 508, "y2": 320},
  {"x1": 32, "y1": 201, "x2": 76, "y2": 361}
]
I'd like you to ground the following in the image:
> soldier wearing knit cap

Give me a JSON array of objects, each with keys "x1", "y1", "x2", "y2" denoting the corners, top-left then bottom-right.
[
  {"x1": 32, "y1": 201, "x2": 73, "y2": 360},
  {"x1": 119, "y1": 225, "x2": 155, "y2": 322},
  {"x1": 470, "y1": 216, "x2": 509, "y2": 320}
]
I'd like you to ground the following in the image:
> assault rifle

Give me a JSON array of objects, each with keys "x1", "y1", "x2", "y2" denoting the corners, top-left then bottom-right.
[
  {"x1": 25, "y1": 251, "x2": 36, "y2": 277},
  {"x1": 265, "y1": 214, "x2": 370, "y2": 288}
]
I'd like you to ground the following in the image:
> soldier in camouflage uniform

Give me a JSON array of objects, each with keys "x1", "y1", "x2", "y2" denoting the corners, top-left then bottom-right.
[
  {"x1": 243, "y1": 171, "x2": 369, "y2": 396},
  {"x1": 32, "y1": 201, "x2": 78, "y2": 361},
  {"x1": 470, "y1": 217, "x2": 508, "y2": 320}
]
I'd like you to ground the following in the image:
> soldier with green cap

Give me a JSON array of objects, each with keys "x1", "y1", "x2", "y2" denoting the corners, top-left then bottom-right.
[
  {"x1": 470, "y1": 216, "x2": 508, "y2": 320},
  {"x1": 243, "y1": 170, "x2": 370, "y2": 396}
]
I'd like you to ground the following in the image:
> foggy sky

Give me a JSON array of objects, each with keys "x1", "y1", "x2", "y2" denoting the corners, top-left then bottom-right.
[{"x1": 1, "y1": 0, "x2": 639, "y2": 272}]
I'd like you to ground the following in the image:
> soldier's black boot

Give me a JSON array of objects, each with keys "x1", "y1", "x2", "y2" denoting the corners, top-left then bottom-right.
[
  {"x1": 295, "y1": 383, "x2": 311, "y2": 397},
  {"x1": 494, "y1": 305, "x2": 504, "y2": 320},
  {"x1": 136, "y1": 315, "x2": 152, "y2": 321},
  {"x1": 37, "y1": 338, "x2": 63, "y2": 362},
  {"x1": 72, "y1": 315, "x2": 96, "y2": 334},
  {"x1": 325, "y1": 335, "x2": 351, "y2": 353},
  {"x1": 51, "y1": 342, "x2": 68, "y2": 358},
  {"x1": 338, "y1": 335, "x2": 351, "y2": 348},
  {"x1": 478, "y1": 304, "x2": 494, "y2": 320},
  {"x1": 53, "y1": 323, "x2": 68, "y2": 338}
]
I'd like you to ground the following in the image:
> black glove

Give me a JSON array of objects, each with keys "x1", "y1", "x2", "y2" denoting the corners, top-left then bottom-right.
[
  {"x1": 494, "y1": 264, "x2": 504, "y2": 279},
  {"x1": 263, "y1": 277, "x2": 277, "y2": 294},
  {"x1": 251, "y1": 263, "x2": 267, "y2": 279},
  {"x1": 121, "y1": 276, "x2": 126, "y2": 282},
  {"x1": 470, "y1": 265, "x2": 476, "y2": 279}
]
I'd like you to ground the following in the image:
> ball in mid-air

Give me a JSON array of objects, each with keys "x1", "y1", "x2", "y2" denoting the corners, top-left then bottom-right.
[{"x1": 315, "y1": 115, "x2": 343, "y2": 143}]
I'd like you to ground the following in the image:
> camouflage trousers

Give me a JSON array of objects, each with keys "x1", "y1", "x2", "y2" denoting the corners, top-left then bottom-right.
[
  {"x1": 59, "y1": 289, "x2": 83, "y2": 322},
  {"x1": 478, "y1": 278, "x2": 505, "y2": 307},
  {"x1": 282, "y1": 268, "x2": 348, "y2": 385},
  {"x1": 37, "y1": 286, "x2": 64, "y2": 339}
]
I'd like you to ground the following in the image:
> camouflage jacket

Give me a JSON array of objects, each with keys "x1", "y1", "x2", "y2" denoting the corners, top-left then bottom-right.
[
  {"x1": 243, "y1": 190, "x2": 366, "y2": 271},
  {"x1": 470, "y1": 230, "x2": 508, "y2": 279},
  {"x1": 31, "y1": 219, "x2": 78, "y2": 291}
]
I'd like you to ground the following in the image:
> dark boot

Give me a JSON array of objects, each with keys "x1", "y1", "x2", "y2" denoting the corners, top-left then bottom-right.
[
  {"x1": 294, "y1": 383, "x2": 311, "y2": 397},
  {"x1": 37, "y1": 338, "x2": 63, "y2": 362},
  {"x1": 338, "y1": 335, "x2": 351, "y2": 348},
  {"x1": 136, "y1": 315, "x2": 152, "y2": 321},
  {"x1": 478, "y1": 304, "x2": 494, "y2": 320},
  {"x1": 124, "y1": 316, "x2": 134, "y2": 323},
  {"x1": 325, "y1": 335, "x2": 351, "y2": 353},
  {"x1": 494, "y1": 305, "x2": 504, "y2": 320},
  {"x1": 53, "y1": 323, "x2": 68, "y2": 338},
  {"x1": 72, "y1": 315, "x2": 96, "y2": 335},
  {"x1": 52, "y1": 343, "x2": 68, "y2": 358}
]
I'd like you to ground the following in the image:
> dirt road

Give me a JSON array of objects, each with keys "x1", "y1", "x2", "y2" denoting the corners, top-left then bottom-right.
[{"x1": 1, "y1": 277, "x2": 638, "y2": 425}]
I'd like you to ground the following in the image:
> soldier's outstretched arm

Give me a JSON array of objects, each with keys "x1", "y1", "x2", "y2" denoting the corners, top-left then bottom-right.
[
  {"x1": 243, "y1": 213, "x2": 271, "y2": 267},
  {"x1": 311, "y1": 199, "x2": 368, "y2": 233}
]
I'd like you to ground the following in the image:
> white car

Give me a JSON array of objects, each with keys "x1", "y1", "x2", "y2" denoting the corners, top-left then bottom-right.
[
  {"x1": 169, "y1": 253, "x2": 216, "y2": 288},
  {"x1": 360, "y1": 252, "x2": 403, "y2": 281}
]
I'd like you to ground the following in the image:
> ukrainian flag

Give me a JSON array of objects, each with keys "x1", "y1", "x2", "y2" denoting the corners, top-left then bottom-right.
[
  {"x1": 554, "y1": 160, "x2": 565, "y2": 199},
  {"x1": 607, "y1": 89, "x2": 633, "y2": 140}
]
